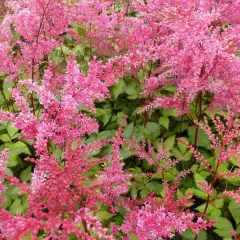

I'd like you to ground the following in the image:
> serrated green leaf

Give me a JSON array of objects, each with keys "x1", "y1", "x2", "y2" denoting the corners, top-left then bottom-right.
[
  {"x1": 210, "y1": 208, "x2": 221, "y2": 218},
  {"x1": 146, "y1": 122, "x2": 160, "y2": 133},
  {"x1": 8, "y1": 187, "x2": 19, "y2": 200},
  {"x1": 53, "y1": 148, "x2": 62, "y2": 161},
  {"x1": 182, "y1": 229, "x2": 207, "y2": 240},
  {"x1": 20, "y1": 166, "x2": 32, "y2": 182},
  {"x1": 112, "y1": 80, "x2": 126, "y2": 99},
  {"x1": 145, "y1": 182, "x2": 162, "y2": 193},
  {"x1": 162, "y1": 109, "x2": 175, "y2": 117},
  {"x1": 0, "y1": 134, "x2": 11, "y2": 142},
  {"x1": 228, "y1": 200, "x2": 240, "y2": 224},
  {"x1": 96, "y1": 210, "x2": 115, "y2": 220},
  {"x1": 188, "y1": 126, "x2": 210, "y2": 149},
  {"x1": 10, "y1": 198, "x2": 22, "y2": 214},
  {"x1": 2, "y1": 191, "x2": 11, "y2": 209},
  {"x1": 123, "y1": 122, "x2": 134, "y2": 138},
  {"x1": 196, "y1": 203, "x2": 215, "y2": 214},
  {"x1": 194, "y1": 189, "x2": 208, "y2": 199},
  {"x1": 140, "y1": 188, "x2": 149, "y2": 198},
  {"x1": 159, "y1": 117, "x2": 169, "y2": 129},
  {"x1": 182, "y1": 150, "x2": 193, "y2": 161},
  {"x1": 171, "y1": 147, "x2": 182, "y2": 158},
  {"x1": 7, "y1": 142, "x2": 30, "y2": 167},
  {"x1": 213, "y1": 217, "x2": 233, "y2": 238},
  {"x1": 177, "y1": 137, "x2": 189, "y2": 154},
  {"x1": 137, "y1": 69, "x2": 144, "y2": 81},
  {"x1": 214, "y1": 229, "x2": 231, "y2": 238},
  {"x1": 125, "y1": 84, "x2": 138, "y2": 100},
  {"x1": 194, "y1": 173, "x2": 208, "y2": 190},
  {"x1": 10, "y1": 141, "x2": 31, "y2": 155},
  {"x1": 7, "y1": 122, "x2": 18, "y2": 139},
  {"x1": 7, "y1": 154, "x2": 21, "y2": 167},
  {"x1": 130, "y1": 188, "x2": 138, "y2": 198},
  {"x1": 98, "y1": 130, "x2": 115, "y2": 139},
  {"x1": 103, "y1": 114, "x2": 111, "y2": 126},
  {"x1": 164, "y1": 135, "x2": 175, "y2": 150},
  {"x1": 215, "y1": 217, "x2": 233, "y2": 230},
  {"x1": 213, "y1": 199, "x2": 223, "y2": 209}
]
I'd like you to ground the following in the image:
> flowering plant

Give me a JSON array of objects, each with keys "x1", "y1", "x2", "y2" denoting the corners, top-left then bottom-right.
[{"x1": 0, "y1": 0, "x2": 240, "y2": 239}]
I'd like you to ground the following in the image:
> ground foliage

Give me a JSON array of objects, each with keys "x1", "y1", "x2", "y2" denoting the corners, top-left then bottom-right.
[{"x1": 0, "y1": 0, "x2": 240, "y2": 239}]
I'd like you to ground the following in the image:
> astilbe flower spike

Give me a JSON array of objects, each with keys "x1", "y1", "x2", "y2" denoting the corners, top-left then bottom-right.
[
  {"x1": 1, "y1": 0, "x2": 239, "y2": 239},
  {"x1": 121, "y1": 172, "x2": 214, "y2": 240}
]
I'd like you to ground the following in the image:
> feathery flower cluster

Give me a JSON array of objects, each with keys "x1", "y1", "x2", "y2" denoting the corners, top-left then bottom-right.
[{"x1": 1, "y1": 0, "x2": 240, "y2": 239}]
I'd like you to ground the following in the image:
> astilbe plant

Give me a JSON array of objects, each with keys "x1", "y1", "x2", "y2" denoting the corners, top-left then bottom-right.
[
  {"x1": 179, "y1": 112, "x2": 240, "y2": 239},
  {"x1": 128, "y1": 0, "x2": 240, "y2": 116},
  {"x1": 1, "y1": 0, "x2": 240, "y2": 239},
  {"x1": 0, "y1": 56, "x2": 213, "y2": 239},
  {"x1": 0, "y1": 55, "x2": 128, "y2": 239},
  {"x1": 120, "y1": 172, "x2": 214, "y2": 240}
]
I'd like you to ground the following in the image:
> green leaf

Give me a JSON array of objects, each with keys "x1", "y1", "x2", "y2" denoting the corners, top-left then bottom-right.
[
  {"x1": 196, "y1": 203, "x2": 215, "y2": 214},
  {"x1": 53, "y1": 148, "x2": 62, "y2": 161},
  {"x1": 188, "y1": 126, "x2": 210, "y2": 149},
  {"x1": 0, "y1": 134, "x2": 11, "y2": 142},
  {"x1": 112, "y1": 80, "x2": 126, "y2": 99},
  {"x1": 177, "y1": 137, "x2": 189, "y2": 154},
  {"x1": 7, "y1": 142, "x2": 30, "y2": 167},
  {"x1": 20, "y1": 166, "x2": 32, "y2": 182},
  {"x1": 140, "y1": 188, "x2": 149, "y2": 198},
  {"x1": 116, "y1": 112, "x2": 126, "y2": 125},
  {"x1": 213, "y1": 217, "x2": 233, "y2": 238},
  {"x1": 8, "y1": 186, "x2": 20, "y2": 200},
  {"x1": 7, "y1": 154, "x2": 21, "y2": 167},
  {"x1": 162, "y1": 109, "x2": 175, "y2": 117},
  {"x1": 213, "y1": 199, "x2": 223, "y2": 209},
  {"x1": 163, "y1": 85, "x2": 176, "y2": 93},
  {"x1": 98, "y1": 130, "x2": 115, "y2": 139},
  {"x1": 182, "y1": 229, "x2": 207, "y2": 240},
  {"x1": 210, "y1": 208, "x2": 221, "y2": 218},
  {"x1": 129, "y1": 167, "x2": 142, "y2": 173},
  {"x1": 130, "y1": 188, "x2": 138, "y2": 198},
  {"x1": 120, "y1": 149, "x2": 130, "y2": 159},
  {"x1": 228, "y1": 200, "x2": 240, "y2": 224},
  {"x1": 3, "y1": 82, "x2": 14, "y2": 99},
  {"x1": 171, "y1": 147, "x2": 182, "y2": 158},
  {"x1": 194, "y1": 173, "x2": 208, "y2": 190},
  {"x1": 182, "y1": 229, "x2": 196, "y2": 239},
  {"x1": 10, "y1": 141, "x2": 31, "y2": 155},
  {"x1": 2, "y1": 191, "x2": 11, "y2": 209},
  {"x1": 125, "y1": 84, "x2": 138, "y2": 100},
  {"x1": 96, "y1": 210, "x2": 115, "y2": 220},
  {"x1": 145, "y1": 182, "x2": 162, "y2": 193},
  {"x1": 10, "y1": 198, "x2": 22, "y2": 214},
  {"x1": 138, "y1": 69, "x2": 144, "y2": 81},
  {"x1": 75, "y1": 25, "x2": 86, "y2": 36},
  {"x1": 215, "y1": 217, "x2": 233, "y2": 230},
  {"x1": 7, "y1": 122, "x2": 18, "y2": 139},
  {"x1": 146, "y1": 122, "x2": 160, "y2": 133},
  {"x1": 103, "y1": 114, "x2": 111, "y2": 126},
  {"x1": 194, "y1": 189, "x2": 208, "y2": 199},
  {"x1": 182, "y1": 150, "x2": 193, "y2": 161},
  {"x1": 217, "y1": 162, "x2": 228, "y2": 174},
  {"x1": 129, "y1": 233, "x2": 138, "y2": 240},
  {"x1": 144, "y1": 122, "x2": 161, "y2": 140},
  {"x1": 60, "y1": 45, "x2": 72, "y2": 55},
  {"x1": 164, "y1": 135, "x2": 175, "y2": 150},
  {"x1": 123, "y1": 122, "x2": 134, "y2": 138},
  {"x1": 159, "y1": 117, "x2": 169, "y2": 129}
]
